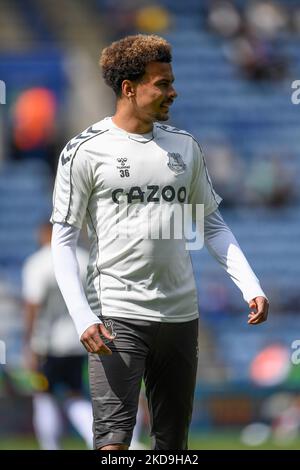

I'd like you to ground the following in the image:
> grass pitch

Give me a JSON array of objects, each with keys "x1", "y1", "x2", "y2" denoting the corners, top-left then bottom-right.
[{"x1": 1, "y1": 432, "x2": 300, "y2": 450}]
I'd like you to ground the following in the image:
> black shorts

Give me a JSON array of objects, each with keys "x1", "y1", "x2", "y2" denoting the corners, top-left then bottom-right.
[
  {"x1": 39, "y1": 355, "x2": 86, "y2": 394},
  {"x1": 88, "y1": 317, "x2": 198, "y2": 450}
]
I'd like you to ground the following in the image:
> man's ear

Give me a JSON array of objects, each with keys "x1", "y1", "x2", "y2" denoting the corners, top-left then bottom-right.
[{"x1": 122, "y1": 80, "x2": 136, "y2": 98}]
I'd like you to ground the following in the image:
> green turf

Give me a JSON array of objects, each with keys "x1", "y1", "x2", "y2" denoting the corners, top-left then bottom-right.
[
  {"x1": 1, "y1": 433, "x2": 300, "y2": 450},
  {"x1": 0, "y1": 436, "x2": 87, "y2": 450},
  {"x1": 189, "y1": 433, "x2": 300, "y2": 450}
]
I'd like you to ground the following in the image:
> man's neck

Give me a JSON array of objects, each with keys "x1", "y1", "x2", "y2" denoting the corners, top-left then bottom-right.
[{"x1": 112, "y1": 109, "x2": 153, "y2": 134}]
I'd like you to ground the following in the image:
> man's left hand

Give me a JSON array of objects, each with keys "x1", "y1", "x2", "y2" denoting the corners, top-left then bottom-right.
[{"x1": 248, "y1": 296, "x2": 269, "y2": 325}]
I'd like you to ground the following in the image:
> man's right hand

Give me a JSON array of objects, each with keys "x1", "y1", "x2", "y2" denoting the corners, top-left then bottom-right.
[{"x1": 80, "y1": 323, "x2": 115, "y2": 355}]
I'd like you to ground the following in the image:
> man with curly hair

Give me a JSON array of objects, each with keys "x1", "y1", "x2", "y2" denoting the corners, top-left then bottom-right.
[{"x1": 51, "y1": 34, "x2": 269, "y2": 450}]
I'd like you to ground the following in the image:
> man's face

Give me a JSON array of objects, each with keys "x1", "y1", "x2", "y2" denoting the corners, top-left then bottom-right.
[{"x1": 132, "y1": 62, "x2": 177, "y2": 123}]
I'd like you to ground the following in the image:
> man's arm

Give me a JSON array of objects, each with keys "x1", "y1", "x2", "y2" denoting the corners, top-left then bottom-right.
[
  {"x1": 24, "y1": 302, "x2": 39, "y2": 346},
  {"x1": 22, "y1": 257, "x2": 46, "y2": 370},
  {"x1": 51, "y1": 222, "x2": 115, "y2": 353},
  {"x1": 23, "y1": 302, "x2": 40, "y2": 370},
  {"x1": 204, "y1": 209, "x2": 269, "y2": 324}
]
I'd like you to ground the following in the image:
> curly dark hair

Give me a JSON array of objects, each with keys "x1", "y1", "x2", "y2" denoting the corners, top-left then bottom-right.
[{"x1": 100, "y1": 34, "x2": 172, "y2": 96}]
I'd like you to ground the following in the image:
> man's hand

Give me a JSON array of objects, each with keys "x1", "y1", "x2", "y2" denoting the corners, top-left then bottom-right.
[
  {"x1": 248, "y1": 296, "x2": 269, "y2": 325},
  {"x1": 80, "y1": 323, "x2": 115, "y2": 354}
]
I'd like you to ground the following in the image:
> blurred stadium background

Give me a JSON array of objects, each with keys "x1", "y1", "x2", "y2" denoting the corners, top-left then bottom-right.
[{"x1": 1, "y1": 0, "x2": 300, "y2": 450}]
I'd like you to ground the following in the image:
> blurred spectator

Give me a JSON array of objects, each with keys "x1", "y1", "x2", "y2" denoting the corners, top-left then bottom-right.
[
  {"x1": 12, "y1": 88, "x2": 56, "y2": 152},
  {"x1": 101, "y1": 1, "x2": 172, "y2": 38},
  {"x1": 272, "y1": 398, "x2": 300, "y2": 445},
  {"x1": 22, "y1": 222, "x2": 93, "y2": 450},
  {"x1": 245, "y1": 1, "x2": 288, "y2": 39},
  {"x1": 225, "y1": 27, "x2": 288, "y2": 82},
  {"x1": 135, "y1": 5, "x2": 172, "y2": 33},
  {"x1": 10, "y1": 87, "x2": 59, "y2": 173},
  {"x1": 0, "y1": 277, "x2": 22, "y2": 367},
  {"x1": 242, "y1": 393, "x2": 300, "y2": 446},
  {"x1": 250, "y1": 344, "x2": 291, "y2": 387},
  {"x1": 204, "y1": 140, "x2": 245, "y2": 207},
  {"x1": 207, "y1": 0, "x2": 242, "y2": 38},
  {"x1": 207, "y1": 0, "x2": 290, "y2": 82},
  {"x1": 101, "y1": 0, "x2": 142, "y2": 39},
  {"x1": 245, "y1": 154, "x2": 295, "y2": 207},
  {"x1": 290, "y1": 7, "x2": 300, "y2": 35}
]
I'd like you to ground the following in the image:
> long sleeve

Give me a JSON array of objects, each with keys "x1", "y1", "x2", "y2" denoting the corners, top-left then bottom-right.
[
  {"x1": 204, "y1": 210, "x2": 267, "y2": 303},
  {"x1": 51, "y1": 222, "x2": 102, "y2": 339}
]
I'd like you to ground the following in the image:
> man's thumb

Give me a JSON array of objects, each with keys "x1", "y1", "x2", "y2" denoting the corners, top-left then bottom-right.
[{"x1": 248, "y1": 299, "x2": 257, "y2": 309}]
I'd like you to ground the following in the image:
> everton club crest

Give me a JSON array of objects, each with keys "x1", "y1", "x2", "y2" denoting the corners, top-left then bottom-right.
[
  {"x1": 167, "y1": 152, "x2": 186, "y2": 175},
  {"x1": 100, "y1": 319, "x2": 117, "y2": 344}
]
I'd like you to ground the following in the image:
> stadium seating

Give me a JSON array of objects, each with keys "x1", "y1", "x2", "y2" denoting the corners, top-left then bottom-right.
[{"x1": 1, "y1": 0, "x2": 300, "y2": 383}]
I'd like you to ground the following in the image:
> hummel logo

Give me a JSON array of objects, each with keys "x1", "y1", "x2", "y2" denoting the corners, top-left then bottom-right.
[
  {"x1": 61, "y1": 153, "x2": 71, "y2": 166},
  {"x1": 117, "y1": 157, "x2": 128, "y2": 167},
  {"x1": 67, "y1": 141, "x2": 78, "y2": 151}
]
